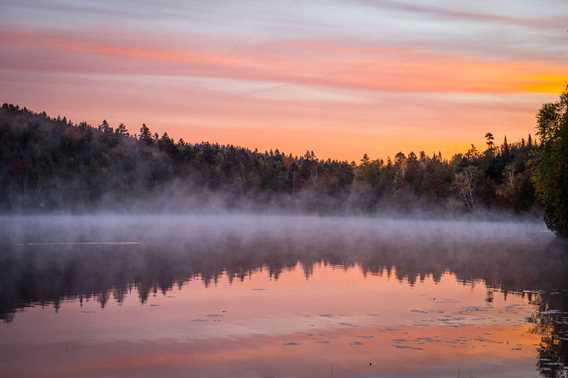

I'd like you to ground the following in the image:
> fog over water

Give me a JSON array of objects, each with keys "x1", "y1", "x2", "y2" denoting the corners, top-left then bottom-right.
[
  {"x1": 0, "y1": 212, "x2": 552, "y2": 245},
  {"x1": 1, "y1": 214, "x2": 567, "y2": 378}
]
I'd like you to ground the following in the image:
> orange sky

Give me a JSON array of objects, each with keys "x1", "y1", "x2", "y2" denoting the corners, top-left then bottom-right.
[{"x1": 0, "y1": 1, "x2": 567, "y2": 160}]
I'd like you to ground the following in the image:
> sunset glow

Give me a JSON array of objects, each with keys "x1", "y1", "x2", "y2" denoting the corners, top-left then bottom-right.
[{"x1": 1, "y1": 1, "x2": 567, "y2": 159}]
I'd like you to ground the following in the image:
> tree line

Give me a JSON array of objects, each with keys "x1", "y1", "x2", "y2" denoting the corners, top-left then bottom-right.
[{"x1": 1, "y1": 88, "x2": 567, "y2": 235}]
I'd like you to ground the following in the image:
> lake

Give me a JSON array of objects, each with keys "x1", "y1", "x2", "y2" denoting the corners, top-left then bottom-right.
[{"x1": 1, "y1": 215, "x2": 567, "y2": 378}]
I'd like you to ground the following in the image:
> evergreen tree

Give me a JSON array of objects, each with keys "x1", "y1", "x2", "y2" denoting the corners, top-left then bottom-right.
[
  {"x1": 502, "y1": 136, "x2": 510, "y2": 158},
  {"x1": 115, "y1": 123, "x2": 129, "y2": 137},
  {"x1": 139, "y1": 123, "x2": 153, "y2": 145},
  {"x1": 485, "y1": 132, "x2": 495, "y2": 151},
  {"x1": 99, "y1": 120, "x2": 113, "y2": 134}
]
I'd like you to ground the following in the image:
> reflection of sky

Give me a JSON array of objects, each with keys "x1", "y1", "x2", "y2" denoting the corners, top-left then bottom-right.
[
  {"x1": 1, "y1": 1, "x2": 567, "y2": 159},
  {"x1": 0, "y1": 263, "x2": 540, "y2": 378}
]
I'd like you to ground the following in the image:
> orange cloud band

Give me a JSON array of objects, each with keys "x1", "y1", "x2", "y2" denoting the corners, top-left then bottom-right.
[{"x1": 1, "y1": 29, "x2": 566, "y2": 95}]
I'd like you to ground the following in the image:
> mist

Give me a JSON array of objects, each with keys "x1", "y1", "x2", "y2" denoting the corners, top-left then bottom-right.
[
  {"x1": 0, "y1": 213, "x2": 562, "y2": 323},
  {"x1": 1, "y1": 212, "x2": 552, "y2": 246}
]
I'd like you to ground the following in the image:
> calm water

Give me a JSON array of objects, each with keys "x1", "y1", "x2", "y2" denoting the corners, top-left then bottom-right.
[{"x1": 1, "y1": 215, "x2": 568, "y2": 378}]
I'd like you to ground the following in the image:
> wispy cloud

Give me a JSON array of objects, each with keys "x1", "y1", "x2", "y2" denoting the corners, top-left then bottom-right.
[
  {"x1": 357, "y1": 0, "x2": 568, "y2": 29},
  {"x1": 2, "y1": 30, "x2": 566, "y2": 95},
  {"x1": 0, "y1": 1, "x2": 567, "y2": 159}
]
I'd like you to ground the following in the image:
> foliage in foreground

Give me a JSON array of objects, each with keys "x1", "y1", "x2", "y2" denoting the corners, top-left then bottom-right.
[{"x1": 533, "y1": 87, "x2": 568, "y2": 237}]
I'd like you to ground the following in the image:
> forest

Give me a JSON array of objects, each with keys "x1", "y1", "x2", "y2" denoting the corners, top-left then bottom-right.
[
  {"x1": 0, "y1": 104, "x2": 538, "y2": 214},
  {"x1": 0, "y1": 88, "x2": 566, "y2": 233}
]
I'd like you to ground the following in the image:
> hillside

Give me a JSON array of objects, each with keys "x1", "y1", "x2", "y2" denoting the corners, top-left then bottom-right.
[{"x1": 0, "y1": 103, "x2": 537, "y2": 214}]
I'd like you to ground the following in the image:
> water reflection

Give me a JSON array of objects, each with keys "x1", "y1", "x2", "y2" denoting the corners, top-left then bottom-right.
[{"x1": 0, "y1": 215, "x2": 567, "y2": 377}]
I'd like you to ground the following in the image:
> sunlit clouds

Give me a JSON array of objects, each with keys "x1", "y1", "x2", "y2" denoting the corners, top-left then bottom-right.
[{"x1": 0, "y1": 0, "x2": 567, "y2": 160}]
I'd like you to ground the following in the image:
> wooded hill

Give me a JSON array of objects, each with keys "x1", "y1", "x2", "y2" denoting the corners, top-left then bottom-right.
[{"x1": 0, "y1": 103, "x2": 539, "y2": 215}]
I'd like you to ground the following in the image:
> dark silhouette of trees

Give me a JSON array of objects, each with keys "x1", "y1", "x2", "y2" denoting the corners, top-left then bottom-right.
[
  {"x1": 533, "y1": 87, "x2": 568, "y2": 237},
  {"x1": 485, "y1": 132, "x2": 495, "y2": 151},
  {"x1": 115, "y1": 123, "x2": 129, "y2": 137},
  {"x1": 139, "y1": 123, "x2": 153, "y2": 145},
  {"x1": 0, "y1": 102, "x2": 544, "y2": 215}
]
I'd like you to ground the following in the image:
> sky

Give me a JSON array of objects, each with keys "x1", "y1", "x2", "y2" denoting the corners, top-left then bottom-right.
[{"x1": 1, "y1": 0, "x2": 567, "y2": 160}]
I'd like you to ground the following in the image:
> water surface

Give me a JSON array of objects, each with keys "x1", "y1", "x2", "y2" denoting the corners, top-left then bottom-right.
[{"x1": 1, "y1": 215, "x2": 567, "y2": 378}]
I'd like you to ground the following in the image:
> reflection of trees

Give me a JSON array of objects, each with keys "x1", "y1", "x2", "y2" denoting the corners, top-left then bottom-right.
[
  {"x1": 530, "y1": 238, "x2": 568, "y2": 378},
  {"x1": 1, "y1": 220, "x2": 568, "y2": 377},
  {"x1": 533, "y1": 292, "x2": 568, "y2": 378},
  {"x1": 1, "y1": 226, "x2": 566, "y2": 321}
]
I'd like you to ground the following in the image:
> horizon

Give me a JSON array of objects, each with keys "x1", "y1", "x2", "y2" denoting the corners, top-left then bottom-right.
[
  {"x1": 1, "y1": 1, "x2": 567, "y2": 160},
  {"x1": 2, "y1": 102, "x2": 537, "y2": 163}
]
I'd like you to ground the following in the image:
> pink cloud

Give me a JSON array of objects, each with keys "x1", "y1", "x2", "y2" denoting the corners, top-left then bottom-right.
[{"x1": 1, "y1": 29, "x2": 566, "y2": 95}]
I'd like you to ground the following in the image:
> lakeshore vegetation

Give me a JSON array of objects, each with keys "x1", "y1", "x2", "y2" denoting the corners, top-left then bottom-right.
[{"x1": 1, "y1": 88, "x2": 567, "y2": 236}]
